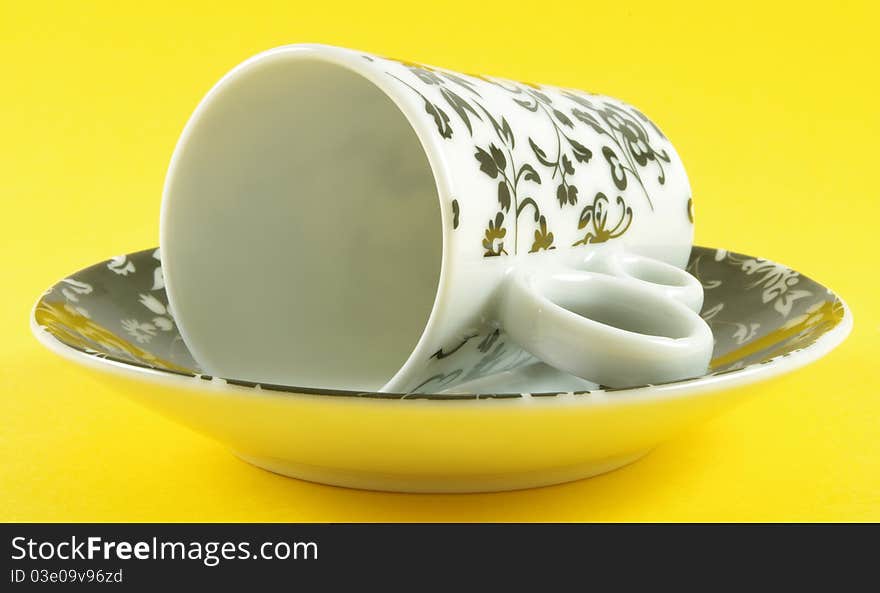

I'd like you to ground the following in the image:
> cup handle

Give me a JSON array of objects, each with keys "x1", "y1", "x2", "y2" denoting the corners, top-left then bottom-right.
[
  {"x1": 583, "y1": 249, "x2": 705, "y2": 313},
  {"x1": 497, "y1": 260, "x2": 713, "y2": 388}
]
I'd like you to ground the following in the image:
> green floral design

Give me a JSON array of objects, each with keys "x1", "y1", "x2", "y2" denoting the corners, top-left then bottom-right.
[
  {"x1": 470, "y1": 79, "x2": 596, "y2": 209},
  {"x1": 473, "y1": 137, "x2": 545, "y2": 256},
  {"x1": 388, "y1": 62, "x2": 484, "y2": 139},
  {"x1": 35, "y1": 247, "x2": 848, "y2": 398},
  {"x1": 410, "y1": 328, "x2": 536, "y2": 394},
  {"x1": 565, "y1": 91, "x2": 672, "y2": 208},
  {"x1": 514, "y1": 87, "x2": 593, "y2": 207},
  {"x1": 498, "y1": 83, "x2": 593, "y2": 208},
  {"x1": 387, "y1": 60, "x2": 553, "y2": 256},
  {"x1": 384, "y1": 61, "x2": 663, "y2": 257},
  {"x1": 573, "y1": 192, "x2": 633, "y2": 246},
  {"x1": 482, "y1": 212, "x2": 507, "y2": 256},
  {"x1": 530, "y1": 215, "x2": 555, "y2": 252}
]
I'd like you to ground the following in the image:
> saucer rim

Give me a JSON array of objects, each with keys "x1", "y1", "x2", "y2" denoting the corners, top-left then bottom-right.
[{"x1": 30, "y1": 245, "x2": 853, "y2": 405}]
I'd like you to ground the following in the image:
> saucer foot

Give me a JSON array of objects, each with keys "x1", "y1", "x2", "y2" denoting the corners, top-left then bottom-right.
[{"x1": 232, "y1": 449, "x2": 651, "y2": 493}]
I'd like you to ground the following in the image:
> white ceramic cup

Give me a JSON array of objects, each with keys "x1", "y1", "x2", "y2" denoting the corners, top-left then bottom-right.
[{"x1": 160, "y1": 44, "x2": 711, "y2": 393}]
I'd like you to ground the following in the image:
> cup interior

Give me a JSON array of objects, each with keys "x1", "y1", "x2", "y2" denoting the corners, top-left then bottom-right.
[{"x1": 161, "y1": 51, "x2": 442, "y2": 390}]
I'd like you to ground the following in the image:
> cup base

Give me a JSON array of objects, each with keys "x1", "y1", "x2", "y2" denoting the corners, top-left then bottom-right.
[{"x1": 233, "y1": 449, "x2": 651, "y2": 493}]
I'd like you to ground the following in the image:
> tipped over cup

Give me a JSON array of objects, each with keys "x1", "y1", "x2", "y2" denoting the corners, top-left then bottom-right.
[{"x1": 159, "y1": 44, "x2": 712, "y2": 393}]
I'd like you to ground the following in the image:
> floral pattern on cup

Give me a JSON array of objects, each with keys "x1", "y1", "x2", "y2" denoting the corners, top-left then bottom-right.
[{"x1": 378, "y1": 57, "x2": 683, "y2": 257}]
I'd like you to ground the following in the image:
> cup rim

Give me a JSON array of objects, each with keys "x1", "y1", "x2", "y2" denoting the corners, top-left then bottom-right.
[{"x1": 158, "y1": 43, "x2": 459, "y2": 394}]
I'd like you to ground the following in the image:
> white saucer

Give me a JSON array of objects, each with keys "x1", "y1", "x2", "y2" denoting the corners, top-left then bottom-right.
[{"x1": 31, "y1": 246, "x2": 851, "y2": 492}]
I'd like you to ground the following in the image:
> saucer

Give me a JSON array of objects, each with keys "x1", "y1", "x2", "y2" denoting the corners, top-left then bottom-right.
[{"x1": 31, "y1": 246, "x2": 851, "y2": 492}]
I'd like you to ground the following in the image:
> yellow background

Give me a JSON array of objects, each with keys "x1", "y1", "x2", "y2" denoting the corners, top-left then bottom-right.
[{"x1": 1, "y1": 1, "x2": 878, "y2": 521}]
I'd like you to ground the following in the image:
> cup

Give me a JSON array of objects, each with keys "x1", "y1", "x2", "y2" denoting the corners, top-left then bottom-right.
[{"x1": 160, "y1": 43, "x2": 712, "y2": 393}]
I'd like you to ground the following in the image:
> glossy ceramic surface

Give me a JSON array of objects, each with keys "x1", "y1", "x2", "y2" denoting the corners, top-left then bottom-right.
[
  {"x1": 160, "y1": 44, "x2": 698, "y2": 393},
  {"x1": 31, "y1": 246, "x2": 851, "y2": 492}
]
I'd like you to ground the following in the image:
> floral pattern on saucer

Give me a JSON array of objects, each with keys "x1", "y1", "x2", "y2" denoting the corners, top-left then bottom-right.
[{"x1": 33, "y1": 247, "x2": 846, "y2": 399}]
